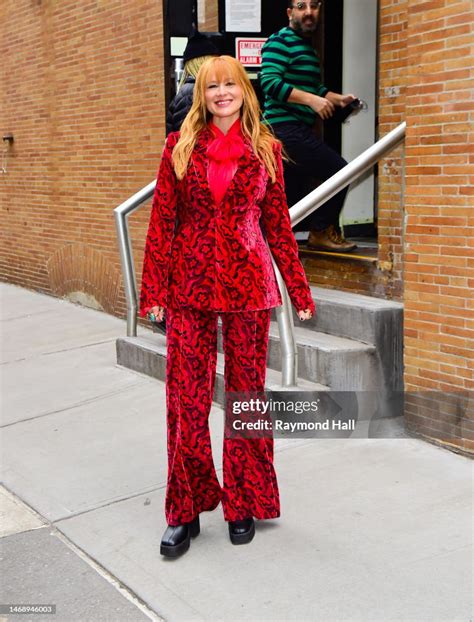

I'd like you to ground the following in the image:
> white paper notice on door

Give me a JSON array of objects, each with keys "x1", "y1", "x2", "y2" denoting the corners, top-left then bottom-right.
[{"x1": 225, "y1": 0, "x2": 261, "y2": 32}]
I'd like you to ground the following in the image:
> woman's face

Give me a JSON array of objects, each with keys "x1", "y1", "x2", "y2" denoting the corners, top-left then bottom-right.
[{"x1": 204, "y1": 73, "x2": 244, "y2": 123}]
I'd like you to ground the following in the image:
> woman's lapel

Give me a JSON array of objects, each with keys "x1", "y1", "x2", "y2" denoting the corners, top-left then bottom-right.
[
  {"x1": 190, "y1": 128, "x2": 213, "y2": 204},
  {"x1": 228, "y1": 141, "x2": 262, "y2": 202}
]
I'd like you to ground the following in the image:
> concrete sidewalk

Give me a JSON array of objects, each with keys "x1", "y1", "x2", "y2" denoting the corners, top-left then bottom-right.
[{"x1": 1, "y1": 283, "x2": 472, "y2": 622}]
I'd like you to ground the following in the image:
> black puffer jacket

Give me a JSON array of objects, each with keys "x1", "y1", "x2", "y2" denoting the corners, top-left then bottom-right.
[{"x1": 166, "y1": 78, "x2": 195, "y2": 135}]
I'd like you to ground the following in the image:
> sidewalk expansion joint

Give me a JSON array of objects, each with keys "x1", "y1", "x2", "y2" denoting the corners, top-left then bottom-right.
[
  {"x1": 1, "y1": 338, "x2": 118, "y2": 366},
  {"x1": 0, "y1": 383, "x2": 145, "y2": 429},
  {"x1": 0, "y1": 309, "x2": 53, "y2": 322},
  {"x1": 41, "y1": 338, "x2": 118, "y2": 356},
  {"x1": 52, "y1": 484, "x2": 167, "y2": 524}
]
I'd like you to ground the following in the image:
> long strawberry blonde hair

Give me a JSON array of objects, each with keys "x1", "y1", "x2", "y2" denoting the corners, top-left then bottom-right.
[{"x1": 172, "y1": 55, "x2": 280, "y2": 182}]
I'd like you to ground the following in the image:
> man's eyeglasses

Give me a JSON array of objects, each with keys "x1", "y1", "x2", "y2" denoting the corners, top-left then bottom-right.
[{"x1": 292, "y1": 2, "x2": 321, "y2": 10}]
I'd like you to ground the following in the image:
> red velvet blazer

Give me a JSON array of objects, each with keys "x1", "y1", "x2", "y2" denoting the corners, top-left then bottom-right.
[{"x1": 139, "y1": 128, "x2": 315, "y2": 316}]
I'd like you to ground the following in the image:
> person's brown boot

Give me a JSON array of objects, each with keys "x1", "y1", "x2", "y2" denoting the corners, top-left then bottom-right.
[
  {"x1": 327, "y1": 225, "x2": 357, "y2": 251},
  {"x1": 307, "y1": 227, "x2": 352, "y2": 251}
]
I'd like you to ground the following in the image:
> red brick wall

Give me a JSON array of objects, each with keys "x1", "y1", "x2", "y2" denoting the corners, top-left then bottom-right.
[
  {"x1": 403, "y1": 0, "x2": 473, "y2": 454},
  {"x1": 1, "y1": 0, "x2": 165, "y2": 315},
  {"x1": 301, "y1": 253, "x2": 393, "y2": 298}
]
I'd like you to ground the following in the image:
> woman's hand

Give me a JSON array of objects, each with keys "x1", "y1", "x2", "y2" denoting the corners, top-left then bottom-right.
[
  {"x1": 148, "y1": 305, "x2": 165, "y2": 323},
  {"x1": 298, "y1": 309, "x2": 313, "y2": 321}
]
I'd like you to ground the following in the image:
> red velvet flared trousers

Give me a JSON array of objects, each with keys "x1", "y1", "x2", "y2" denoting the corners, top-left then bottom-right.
[{"x1": 165, "y1": 307, "x2": 280, "y2": 525}]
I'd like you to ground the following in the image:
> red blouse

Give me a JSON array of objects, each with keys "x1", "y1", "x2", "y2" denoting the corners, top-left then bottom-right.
[{"x1": 207, "y1": 118, "x2": 245, "y2": 205}]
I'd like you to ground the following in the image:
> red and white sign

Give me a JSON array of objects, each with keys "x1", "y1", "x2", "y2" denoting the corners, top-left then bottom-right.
[{"x1": 236, "y1": 38, "x2": 267, "y2": 67}]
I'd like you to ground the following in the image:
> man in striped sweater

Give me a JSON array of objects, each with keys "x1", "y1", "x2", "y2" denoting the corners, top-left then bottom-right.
[{"x1": 260, "y1": 1, "x2": 357, "y2": 251}]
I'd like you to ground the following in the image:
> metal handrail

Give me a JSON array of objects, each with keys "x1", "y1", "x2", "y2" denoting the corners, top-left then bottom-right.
[
  {"x1": 114, "y1": 122, "x2": 406, "y2": 385},
  {"x1": 289, "y1": 122, "x2": 406, "y2": 227},
  {"x1": 114, "y1": 181, "x2": 156, "y2": 336},
  {"x1": 273, "y1": 258, "x2": 298, "y2": 386}
]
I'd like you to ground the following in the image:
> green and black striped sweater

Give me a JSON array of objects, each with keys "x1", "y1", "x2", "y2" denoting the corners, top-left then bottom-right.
[{"x1": 260, "y1": 26, "x2": 328, "y2": 126}]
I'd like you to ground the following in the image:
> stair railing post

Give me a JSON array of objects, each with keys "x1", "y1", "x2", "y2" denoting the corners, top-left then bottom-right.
[
  {"x1": 114, "y1": 210, "x2": 138, "y2": 337},
  {"x1": 272, "y1": 259, "x2": 298, "y2": 388},
  {"x1": 113, "y1": 180, "x2": 156, "y2": 338}
]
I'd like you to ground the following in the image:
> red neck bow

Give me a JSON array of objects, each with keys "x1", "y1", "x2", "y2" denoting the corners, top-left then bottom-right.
[
  {"x1": 207, "y1": 118, "x2": 246, "y2": 204},
  {"x1": 207, "y1": 118, "x2": 246, "y2": 162}
]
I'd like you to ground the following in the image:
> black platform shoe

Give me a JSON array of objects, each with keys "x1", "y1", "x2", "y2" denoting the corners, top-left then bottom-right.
[
  {"x1": 228, "y1": 518, "x2": 255, "y2": 545},
  {"x1": 160, "y1": 515, "x2": 200, "y2": 558}
]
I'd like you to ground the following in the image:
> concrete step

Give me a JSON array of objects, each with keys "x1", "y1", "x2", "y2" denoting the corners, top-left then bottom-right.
[
  {"x1": 267, "y1": 322, "x2": 379, "y2": 390},
  {"x1": 215, "y1": 321, "x2": 378, "y2": 390},
  {"x1": 298, "y1": 286, "x2": 404, "y2": 391},
  {"x1": 116, "y1": 335, "x2": 329, "y2": 408},
  {"x1": 304, "y1": 285, "x2": 403, "y2": 345}
]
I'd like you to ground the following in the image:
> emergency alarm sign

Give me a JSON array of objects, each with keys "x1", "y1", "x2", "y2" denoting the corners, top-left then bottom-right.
[{"x1": 236, "y1": 38, "x2": 267, "y2": 67}]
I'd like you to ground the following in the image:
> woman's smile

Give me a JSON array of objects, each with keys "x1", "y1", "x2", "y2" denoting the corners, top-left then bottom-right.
[{"x1": 214, "y1": 99, "x2": 233, "y2": 107}]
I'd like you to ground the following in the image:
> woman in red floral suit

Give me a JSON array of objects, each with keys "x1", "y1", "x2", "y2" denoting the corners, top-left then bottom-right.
[{"x1": 140, "y1": 56, "x2": 315, "y2": 558}]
